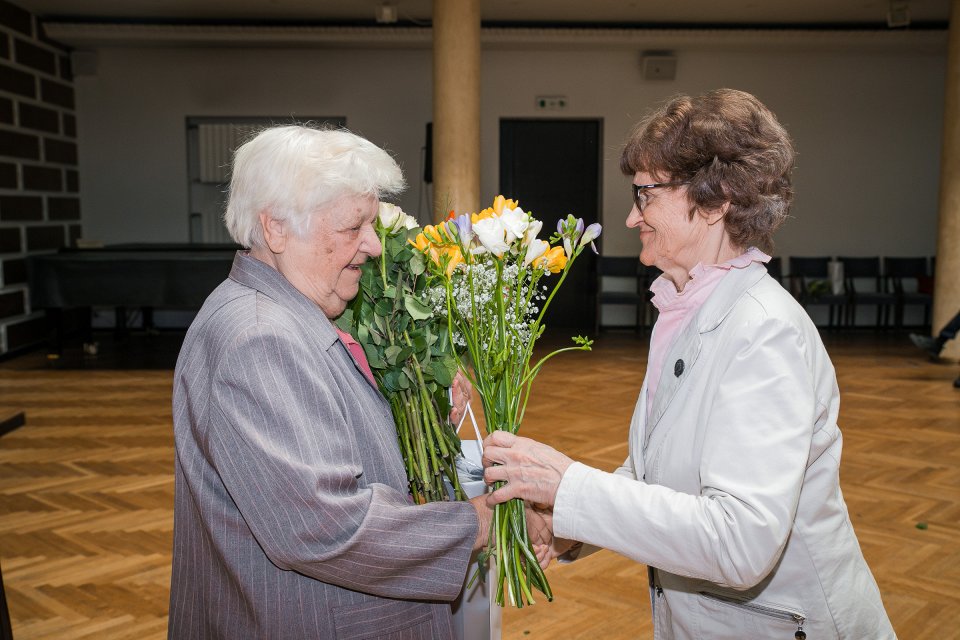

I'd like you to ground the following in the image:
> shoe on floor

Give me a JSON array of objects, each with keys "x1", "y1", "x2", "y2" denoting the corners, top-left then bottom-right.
[{"x1": 910, "y1": 333, "x2": 943, "y2": 357}]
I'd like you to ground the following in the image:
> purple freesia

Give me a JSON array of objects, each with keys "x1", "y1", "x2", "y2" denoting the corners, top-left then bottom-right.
[
  {"x1": 579, "y1": 222, "x2": 602, "y2": 254},
  {"x1": 450, "y1": 213, "x2": 474, "y2": 245}
]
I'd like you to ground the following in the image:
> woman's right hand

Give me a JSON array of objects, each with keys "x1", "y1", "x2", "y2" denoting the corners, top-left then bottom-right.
[
  {"x1": 481, "y1": 431, "x2": 574, "y2": 508},
  {"x1": 526, "y1": 503, "x2": 579, "y2": 568}
]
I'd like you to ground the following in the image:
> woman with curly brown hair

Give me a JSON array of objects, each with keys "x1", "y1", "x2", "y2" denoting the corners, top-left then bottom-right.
[{"x1": 482, "y1": 89, "x2": 896, "y2": 639}]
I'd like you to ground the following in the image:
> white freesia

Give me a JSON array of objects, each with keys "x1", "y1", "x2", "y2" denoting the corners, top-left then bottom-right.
[
  {"x1": 522, "y1": 219, "x2": 542, "y2": 248},
  {"x1": 499, "y1": 206, "x2": 529, "y2": 244},
  {"x1": 473, "y1": 217, "x2": 510, "y2": 256},
  {"x1": 523, "y1": 238, "x2": 549, "y2": 267}
]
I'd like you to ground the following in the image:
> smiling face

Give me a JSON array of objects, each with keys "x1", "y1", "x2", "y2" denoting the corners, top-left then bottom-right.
[
  {"x1": 267, "y1": 194, "x2": 382, "y2": 319},
  {"x1": 626, "y1": 171, "x2": 723, "y2": 287}
]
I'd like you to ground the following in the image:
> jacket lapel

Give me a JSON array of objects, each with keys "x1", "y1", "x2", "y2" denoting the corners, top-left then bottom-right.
[
  {"x1": 228, "y1": 251, "x2": 386, "y2": 400},
  {"x1": 645, "y1": 328, "x2": 702, "y2": 448},
  {"x1": 644, "y1": 262, "x2": 770, "y2": 449}
]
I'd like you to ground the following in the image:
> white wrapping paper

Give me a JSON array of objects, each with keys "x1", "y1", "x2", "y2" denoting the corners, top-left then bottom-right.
[{"x1": 450, "y1": 439, "x2": 502, "y2": 640}]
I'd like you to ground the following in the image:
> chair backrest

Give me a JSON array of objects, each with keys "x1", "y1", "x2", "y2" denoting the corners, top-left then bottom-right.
[
  {"x1": 788, "y1": 256, "x2": 830, "y2": 279},
  {"x1": 839, "y1": 256, "x2": 880, "y2": 278},
  {"x1": 597, "y1": 256, "x2": 641, "y2": 278},
  {"x1": 839, "y1": 256, "x2": 882, "y2": 294},
  {"x1": 883, "y1": 256, "x2": 927, "y2": 278},
  {"x1": 641, "y1": 264, "x2": 661, "y2": 284},
  {"x1": 767, "y1": 256, "x2": 782, "y2": 281},
  {"x1": 884, "y1": 256, "x2": 931, "y2": 295}
]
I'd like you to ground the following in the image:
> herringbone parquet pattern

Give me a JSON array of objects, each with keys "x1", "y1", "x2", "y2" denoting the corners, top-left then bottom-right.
[{"x1": 0, "y1": 333, "x2": 957, "y2": 638}]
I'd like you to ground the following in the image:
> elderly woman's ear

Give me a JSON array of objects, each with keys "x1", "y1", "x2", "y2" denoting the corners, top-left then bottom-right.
[
  {"x1": 703, "y1": 201, "x2": 730, "y2": 226},
  {"x1": 259, "y1": 212, "x2": 287, "y2": 254}
]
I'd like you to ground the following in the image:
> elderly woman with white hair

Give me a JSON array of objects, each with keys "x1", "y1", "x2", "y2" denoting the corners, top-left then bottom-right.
[{"x1": 168, "y1": 125, "x2": 498, "y2": 639}]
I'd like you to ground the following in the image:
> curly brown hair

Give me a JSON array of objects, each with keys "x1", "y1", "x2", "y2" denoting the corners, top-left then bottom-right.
[{"x1": 620, "y1": 89, "x2": 795, "y2": 254}]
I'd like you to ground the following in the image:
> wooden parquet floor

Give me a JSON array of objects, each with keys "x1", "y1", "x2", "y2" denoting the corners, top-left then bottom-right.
[{"x1": 0, "y1": 332, "x2": 958, "y2": 639}]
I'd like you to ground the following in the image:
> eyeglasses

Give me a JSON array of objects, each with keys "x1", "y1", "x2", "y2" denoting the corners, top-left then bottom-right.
[{"x1": 632, "y1": 181, "x2": 689, "y2": 212}]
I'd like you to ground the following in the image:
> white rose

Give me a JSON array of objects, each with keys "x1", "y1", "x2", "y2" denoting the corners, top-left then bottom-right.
[
  {"x1": 378, "y1": 202, "x2": 403, "y2": 232},
  {"x1": 401, "y1": 213, "x2": 419, "y2": 230}
]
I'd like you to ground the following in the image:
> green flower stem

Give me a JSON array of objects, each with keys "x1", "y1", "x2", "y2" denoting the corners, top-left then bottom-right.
[
  {"x1": 407, "y1": 394, "x2": 433, "y2": 496},
  {"x1": 436, "y1": 227, "x2": 592, "y2": 607}
]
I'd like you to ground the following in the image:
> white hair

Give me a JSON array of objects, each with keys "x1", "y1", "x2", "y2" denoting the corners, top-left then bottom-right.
[{"x1": 224, "y1": 125, "x2": 406, "y2": 248}]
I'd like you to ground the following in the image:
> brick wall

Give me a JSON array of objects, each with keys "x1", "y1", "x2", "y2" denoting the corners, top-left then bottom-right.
[{"x1": 0, "y1": 0, "x2": 80, "y2": 355}]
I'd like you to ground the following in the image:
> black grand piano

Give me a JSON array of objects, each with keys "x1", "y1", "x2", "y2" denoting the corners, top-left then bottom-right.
[{"x1": 27, "y1": 243, "x2": 239, "y2": 353}]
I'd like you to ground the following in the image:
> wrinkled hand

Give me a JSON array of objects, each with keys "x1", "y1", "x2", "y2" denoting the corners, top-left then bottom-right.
[
  {"x1": 482, "y1": 431, "x2": 574, "y2": 508},
  {"x1": 449, "y1": 371, "x2": 472, "y2": 425},
  {"x1": 526, "y1": 503, "x2": 579, "y2": 569},
  {"x1": 525, "y1": 502, "x2": 553, "y2": 569}
]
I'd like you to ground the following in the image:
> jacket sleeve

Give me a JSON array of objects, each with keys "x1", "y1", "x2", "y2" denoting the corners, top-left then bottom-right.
[
  {"x1": 202, "y1": 324, "x2": 477, "y2": 601},
  {"x1": 554, "y1": 316, "x2": 816, "y2": 589}
]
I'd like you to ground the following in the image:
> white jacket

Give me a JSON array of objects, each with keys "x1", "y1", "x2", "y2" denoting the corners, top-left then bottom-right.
[{"x1": 554, "y1": 262, "x2": 896, "y2": 639}]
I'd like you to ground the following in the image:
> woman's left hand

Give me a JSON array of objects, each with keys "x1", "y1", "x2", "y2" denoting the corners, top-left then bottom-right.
[
  {"x1": 449, "y1": 371, "x2": 472, "y2": 425},
  {"x1": 481, "y1": 431, "x2": 574, "y2": 508}
]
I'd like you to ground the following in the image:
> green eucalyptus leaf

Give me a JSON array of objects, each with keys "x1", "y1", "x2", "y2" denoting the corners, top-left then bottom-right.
[
  {"x1": 334, "y1": 309, "x2": 353, "y2": 334},
  {"x1": 375, "y1": 298, "x2": 393, "y2": 318},
  {"x1": 404, "y1": 295, "x2": 433, "y2": 321},
  {"x1": 431, "y1": 359, "x2": 454, "y2": 387},
  {"x1": 412, "y1": 335, "x2": 428, "y2": 354},
  {"x1": 385, "y1": 345, "x2": 403, "y2": 365},
  {"x1": 384, "y1": 285, "x2": 398, "y2": 299},
  {"x1": 359, "y1": 302, "x2": 374, "y2": 325},
  {"x1": 409, "y1": 252, "x2": 426, "y2": 276},
  {"x1": 381, "y1": 370, "x2": 399, "y2": 393},
  {"x1": 357, "y1": 323, "x2": 369, "y2": 345},
  {"x1": 374, "y1": 313, "x2": 388, "y2": 338},
  {"x1": 362, "y1": 342, "x2": 386, "y2": 369}
]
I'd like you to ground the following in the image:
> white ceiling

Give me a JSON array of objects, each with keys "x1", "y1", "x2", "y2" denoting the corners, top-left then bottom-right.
[{"x1": 10, "y1": 0, "x2": 953, "y2": 27}]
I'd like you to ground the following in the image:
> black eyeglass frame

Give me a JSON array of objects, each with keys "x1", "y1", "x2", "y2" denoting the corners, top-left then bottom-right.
[{"x1": 632, "y1": 181, "x2": 689, "y2": 212}]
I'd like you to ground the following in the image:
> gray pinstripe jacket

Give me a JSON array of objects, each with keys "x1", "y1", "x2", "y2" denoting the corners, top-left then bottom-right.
[{"x1": 169, "y1": 252, "x2": 477, "y2": 639}]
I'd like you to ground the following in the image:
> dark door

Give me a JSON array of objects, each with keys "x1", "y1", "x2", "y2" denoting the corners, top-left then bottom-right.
[{"x1": 500, "y1": 119, "x2": 602, "y2": 332}]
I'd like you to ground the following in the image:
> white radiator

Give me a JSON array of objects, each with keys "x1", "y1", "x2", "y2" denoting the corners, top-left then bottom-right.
[
  {"x1": 197, "y1": 123, "x2": 254, "y2": 184},
  {"x1": 196, "y1": 123, "x2": 256, "y2": 243},
  {"x1": 203, "y1": 206, "x2": 233, "y2": 244}
]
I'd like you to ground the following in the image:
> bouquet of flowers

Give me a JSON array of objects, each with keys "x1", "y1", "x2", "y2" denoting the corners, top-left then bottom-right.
[
  {"x1": 412, "y1": 195, "x2": 601, "y2": 608},
  {"x1": 337, "y1": 203, "x2": 467, "y2": 504}
]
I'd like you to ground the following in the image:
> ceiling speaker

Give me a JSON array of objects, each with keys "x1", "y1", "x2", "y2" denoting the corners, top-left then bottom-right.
[{"x1": 642, "y1": 54, "x2": 676, "y2": 81}]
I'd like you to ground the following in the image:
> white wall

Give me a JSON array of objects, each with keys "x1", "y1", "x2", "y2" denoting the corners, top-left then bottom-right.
[{"x1": 74, "y1": 39, "x2": 945, "y2": 263}]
